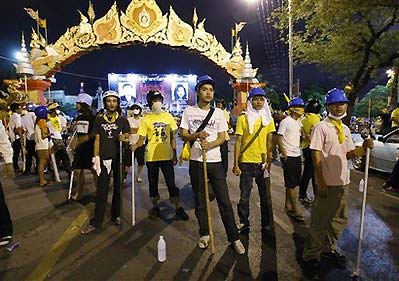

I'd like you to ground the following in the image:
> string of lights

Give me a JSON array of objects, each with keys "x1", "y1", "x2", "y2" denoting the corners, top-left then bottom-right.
[
  {"x1": 256, "y1": 0, "x2": 288, "y2": 90},
  {"x1": 0, "y1": 54, "x2": 107, "y2": 81}
]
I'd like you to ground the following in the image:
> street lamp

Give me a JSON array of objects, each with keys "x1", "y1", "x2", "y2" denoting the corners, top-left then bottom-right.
[{"x1": 288, "y1": 0, "x2": 293, "y2": 99}]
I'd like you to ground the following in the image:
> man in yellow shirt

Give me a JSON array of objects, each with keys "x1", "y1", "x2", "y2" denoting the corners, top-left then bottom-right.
[
  {"x1": 131, "y1": 90, "x2": 188, "y2": 221},
  {"x1": 233, "y1": 87, "x2": 275, "y2": 235},
  {"x1": 299, "y1": 99, "x2": 321, "y2": 206},
  {"x1": 390, "y1": 103, "x2": 399, "y2": 128}
]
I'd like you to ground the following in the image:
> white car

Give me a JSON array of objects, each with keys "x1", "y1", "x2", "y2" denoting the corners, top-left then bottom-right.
[{"x1": 352, "y1": 128, "x2": 399, "y2": 173}]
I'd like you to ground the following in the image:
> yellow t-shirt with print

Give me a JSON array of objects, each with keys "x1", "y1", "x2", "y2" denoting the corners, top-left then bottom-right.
[
  {"x1": 235, "y1": 115, "x2": 276, "y2": 163},
  {"x1": 391, "y1": 108, "x2": 399, "y2": 128},
  {"x1": 138, "y1": 112, "x2": 178, "y2": 162},
  {"x1": 301, "y1": 113, "x2": 321, "y2": 148}
]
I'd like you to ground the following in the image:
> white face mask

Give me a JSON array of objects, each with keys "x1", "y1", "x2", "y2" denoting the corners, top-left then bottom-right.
[
  {"x1": 132, "y1": 109, "x2": 140, "y2": 115},
  {"x1": 55, "y1": 109, "x2": 61, "y2": 115},
  {"x1": 328, "y1": 112, "x2": 347, "y2": 120},
  {"x1": 151, "y1": 101, "x2": 163, "y2": 114}
]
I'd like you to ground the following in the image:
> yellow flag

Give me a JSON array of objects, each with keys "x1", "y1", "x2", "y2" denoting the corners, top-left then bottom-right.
[
  {"x1": 24, "y1": 8, "x2": 38, "y2": 21},
  {"x1": 235, "y1": 22, "x2": 247, "y2": 34},
  {"x1": 39, "y1": 18, "x2": 46, "y2": 28}
]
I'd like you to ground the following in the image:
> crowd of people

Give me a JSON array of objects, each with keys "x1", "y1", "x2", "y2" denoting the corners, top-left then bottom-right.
[{"x1": 2, "y1": 75, "x2": 399, "y2": 279}]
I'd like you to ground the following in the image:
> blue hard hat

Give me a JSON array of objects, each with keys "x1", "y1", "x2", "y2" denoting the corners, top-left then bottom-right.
[
  {"x1": 248, "y1": 87, "x2": 267, "y2": 99},
  {"x1": 289, "y1": 97, "x2": 305, "y2": 107},
  {"x1": 34, "y1": 105, "x2": 48, "y2": 119},
  {"x1": 325, "y1": 88, "x2": 349, "y2": 105},
  {"x1": 195, "y1": 75, "x2": 215, "y2": 91}
]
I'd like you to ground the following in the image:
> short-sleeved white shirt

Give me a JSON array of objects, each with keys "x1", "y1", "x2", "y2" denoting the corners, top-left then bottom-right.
[
  {"x1": 21, "y1": 112, "x2": 36, "y2": 141},
  {"x1": 180, "y1": 105, "x2": 228, "y2": 163},
  {"x1": 9, "y1": 112, "x2": 22, "y2": 142},
  {"x1": 277, "y1": 116, "x2": 302, "y2": 157},
  {"x1": 310, "y1": 120, "x2": 355, "y2": 186},
  {"x1": 127, "y1": 116, "x2": 141, "y2": 144}
]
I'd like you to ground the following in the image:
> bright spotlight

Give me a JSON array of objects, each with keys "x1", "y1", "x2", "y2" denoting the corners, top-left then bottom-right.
[{"x1": 15, "y1": 51, "x2": 23, "y2": 61}]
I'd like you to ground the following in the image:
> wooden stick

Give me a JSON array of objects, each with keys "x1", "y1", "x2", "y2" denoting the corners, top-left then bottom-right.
[{"x1": 202, "y1": 149, "x2": 215, "y2": 254}]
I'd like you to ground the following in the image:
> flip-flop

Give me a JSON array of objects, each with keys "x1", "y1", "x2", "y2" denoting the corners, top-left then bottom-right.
[
  {"x1": 0, "y1": 236, "x2": 12, "y2": 247},
  {"x1": 198, "y1": 235, "x2": 210, "y2": 249},
  {"x1": 81, "y1": 225, "x2": 96, "y2": 235}
]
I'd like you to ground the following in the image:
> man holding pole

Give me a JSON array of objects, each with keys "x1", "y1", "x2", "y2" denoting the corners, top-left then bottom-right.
[
  {"x1": 81, "y1": 90, "x2": 130, "y2": 234},
  {"x1": 302, "y1": 88, "x2": 373, "y2": 279},
  {"x1": 180, "y1": 75, "x2": 245, "y2": 255}
]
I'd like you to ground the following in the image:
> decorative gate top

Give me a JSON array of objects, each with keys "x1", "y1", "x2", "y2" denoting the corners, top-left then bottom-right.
[{"x1": 28, "y1": 0, "x2": 257, "y2": 80}]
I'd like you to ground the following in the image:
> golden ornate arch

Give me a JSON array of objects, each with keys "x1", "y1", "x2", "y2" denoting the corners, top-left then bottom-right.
[{"x1": 29, "y1": 0, "x2": 256, "y2": 80}]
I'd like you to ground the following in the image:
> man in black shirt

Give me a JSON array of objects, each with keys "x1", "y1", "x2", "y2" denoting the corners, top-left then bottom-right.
[
  {"x1": 82, "y1": 91, "x2": 130, "y2": 234},
  {"x1": 70, "y1": 93, "x2": 96, "y2": 200}
]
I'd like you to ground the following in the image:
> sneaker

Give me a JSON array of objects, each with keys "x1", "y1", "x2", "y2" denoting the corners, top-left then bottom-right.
[
  {"x1": 148, "y1": 206, "x2": 160, "y2": 220},
  {"x1": 303, "y1": 259, "x2": 319, "y2": 280},
  {"x1": 382, "y1": 184, "x2": 398, "y2": 194},
  {"x1": 0, "y1": 236, "x2": 12, "y2": 247},
  {"x1": 136, "y1": 177, "x2": 143, "y2": 183},
  {"x1": 237, "y1": 223, "x2": 250, "y2": 234},
  {"x1": 111, "y1": 217, "x2": 121, "y2": 225},
  {"x1": 320, "y1": 250, "x2": 347, "y2": 263},
  {"x1": 198, "y1": 235, "x2": 210, "y2": 249},
  {"x1": 232, "y1": 240, "x2": 245, "y2": 255},
  {"x1": 287, "y1": 211, "x2": 306, "y2": 222},
  {"x1": 81, "y1": 225, "x2": 96, "y2": 235},
  {"x1": 175, "y1": 207, "x2": 189, "y2": 221},
  {"x1": 299, "y1": 196, "x2": 313, "y2": 204}
]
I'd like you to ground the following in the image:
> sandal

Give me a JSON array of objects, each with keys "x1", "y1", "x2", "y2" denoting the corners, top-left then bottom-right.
[
  {"x1": 81, "y1": 225, "x2": 96, "y2": 235},
  {"x1": 0, "y1": 236, "x2": 12, "y2": 247},
  {"x1": 198, "y1": 235, "x2": 210, "y2": 249}
]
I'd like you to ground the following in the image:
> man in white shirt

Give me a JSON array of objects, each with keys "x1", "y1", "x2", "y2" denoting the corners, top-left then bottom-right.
[
  {"x1": 180, "y1": 75, "x2": 245, "y2": 255},
  {"x1": 277, "y1": 97, "x2": 305, "y2": 222},
  {"x1": 0, "y1": 119, "x2": 14, "y2": 247},
  {"x1": 126, "y1": 104, "x2": 145, "y2": 183},
  {"x1": 9, "y1": 102, "x2": 24, "y2": 173},
  {"x1": 21, "y1": 103, "x2": 38, "y2": 175}
]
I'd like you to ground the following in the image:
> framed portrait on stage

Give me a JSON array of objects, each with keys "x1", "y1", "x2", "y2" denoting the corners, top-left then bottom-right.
[{"x1": 171, "y1": 82, "x2": 188, "y2": 104}]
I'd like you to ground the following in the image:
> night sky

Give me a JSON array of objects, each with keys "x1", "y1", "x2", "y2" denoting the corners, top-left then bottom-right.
[{"x1": 0, "y1": 0, "x2": 337, "y2": 100}]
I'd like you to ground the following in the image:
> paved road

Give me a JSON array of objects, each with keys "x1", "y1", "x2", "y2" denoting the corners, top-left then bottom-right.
[{"x1": 0, "y1": 139, "x2": 398, "y2": 280}]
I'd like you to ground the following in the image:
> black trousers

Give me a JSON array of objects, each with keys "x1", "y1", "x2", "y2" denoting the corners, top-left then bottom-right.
[
  {"x1": 220, "y1": 141, "x2": 229, "y2": 175},
  {"x1": 189, "y1": 160, "x2": 238, "y2": 242},
  {"x1": 146, "y1": 160, "x2": 179, "y2": 199},
  {"x1": 0, "y1": 181, "x2": 13, "y2": 237},
  {"x1": 299, "y1": 147, "x2": 317, "y2": 198},
  {"x1": 12, "y1": 139, "x2": 21, "y2": 171},
  {"x1": 53, "y1": 139, "x2": 72, "y2": 174},
  {"x1": 25, "y1": 139, "x2": 38, "y2": 173},
  {"x1": 90, "y1": 158, "x2": 121, "y2": 227}
]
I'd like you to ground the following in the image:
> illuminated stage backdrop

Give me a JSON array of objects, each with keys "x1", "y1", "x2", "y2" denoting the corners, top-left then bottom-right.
[{"x1": 108, "y1": 73, "x2": 197, "y2": 113}]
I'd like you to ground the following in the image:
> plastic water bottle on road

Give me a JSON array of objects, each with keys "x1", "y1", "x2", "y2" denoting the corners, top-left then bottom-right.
[
  {"x1": 358, "y1": 178, "x2": 364, "y2": 192},
  {"x1": 157, "y1": 236, "x2": 166, "y2": 262}
]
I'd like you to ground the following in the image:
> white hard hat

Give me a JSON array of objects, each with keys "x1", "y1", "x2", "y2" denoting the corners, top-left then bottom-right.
[
  {"x1": 103, "y1": 90, "x2": 119, "y2": 101},
  {"x1": 76, "y1": 93, "x2": 93, "y2": 106}
]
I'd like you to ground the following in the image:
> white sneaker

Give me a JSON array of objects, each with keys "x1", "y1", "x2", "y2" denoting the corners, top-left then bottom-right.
[
  {"x1": 232, "y1": 240, "x2": 245, "y2": 255},
  {"x1": 198, "y1": 235, "x2": 210, "y2": 249},
  {"x1": 136, "y1": 177, "x2": 143, "y2": 183}
]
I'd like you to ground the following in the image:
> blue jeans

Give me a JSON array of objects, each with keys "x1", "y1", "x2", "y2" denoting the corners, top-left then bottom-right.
[
  {"x1": 189, "y1": 160, "x2": 239, "y2": 242},
  {"x1": 237, "y1": 163, "x2": 271, "y2": 228}
]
